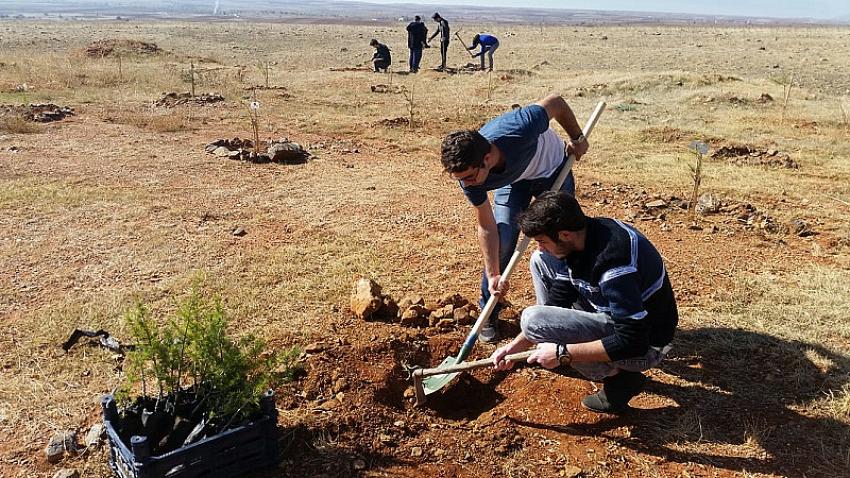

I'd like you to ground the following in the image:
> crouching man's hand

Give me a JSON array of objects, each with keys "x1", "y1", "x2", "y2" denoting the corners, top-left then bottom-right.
[
  {"x1": 491, "y1": 345, "x2": 514, "y2": 371},
  {"x1": 527, "y1": 343, "x2": 559, "y2": 369}
]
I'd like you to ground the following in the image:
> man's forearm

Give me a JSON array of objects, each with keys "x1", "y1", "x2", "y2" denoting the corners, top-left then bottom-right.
[
  {"x1": 540, "y1": 95, "x2": 583, "y2": 140},
  {"x1": 477, "y1": 224, "x2": 500, "y2": 279},
  {"x1": 567, "y1": 340, "x2": 611, "y2": 363}
]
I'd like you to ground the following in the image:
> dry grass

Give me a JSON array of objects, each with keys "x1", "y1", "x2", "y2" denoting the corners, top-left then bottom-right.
[
  {"x1": 0, "y1": 117, "x2": 41, "y2": 134},
  {"x1": 1, "y1": 19, "x2": 850, "y2": 478}
]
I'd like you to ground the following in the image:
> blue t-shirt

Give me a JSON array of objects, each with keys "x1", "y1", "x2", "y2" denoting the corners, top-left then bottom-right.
[
  {"x1": 462, "y1": 104, "x2": 550, "y2": 206},
  {"x1": 478, "y1": 34, "x2": 498, "y2": 47}
]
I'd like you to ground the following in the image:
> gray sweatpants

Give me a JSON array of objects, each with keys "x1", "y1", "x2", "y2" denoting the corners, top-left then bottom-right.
[{"x1": 523, "y1": 251, "x2": 667, "y2": 380}]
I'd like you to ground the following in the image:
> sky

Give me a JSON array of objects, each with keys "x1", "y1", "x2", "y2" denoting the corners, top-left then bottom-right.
[{"x1": 336, "y1": 0, "x2": 850, "y2": 20}]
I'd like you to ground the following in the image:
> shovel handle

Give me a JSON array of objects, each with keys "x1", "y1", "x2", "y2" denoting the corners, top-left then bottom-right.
[
  {"x1": 415, "y1": 350, "x2": 533, "y2": 378},
  {"x1": 453, "y1": 101, "x2": 607, "y2": 363}
]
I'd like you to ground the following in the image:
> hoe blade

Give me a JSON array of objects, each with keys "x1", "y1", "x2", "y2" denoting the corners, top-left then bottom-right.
[{"x1": 420, "y1": 356, "x2": 461, "y2": 395}]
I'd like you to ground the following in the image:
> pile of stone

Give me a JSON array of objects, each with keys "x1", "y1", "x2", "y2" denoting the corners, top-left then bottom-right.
[
  {"x1": 712, "y1": 144, "x2": 798, "y2": 169},
  {"x1": 83, "y1": 39, "x2": 161, "y2": 57},
  {"x1": 155, "y1": 92, "x2": 224, "y2": 107},
  {"x1": 204, "y1": 137, "x2": 310, "y2": 164},
  {"x1": 350, "y1": 278, "x2": 478, "y2": 329},
  {"x1": 0, "y1": 103, "x2": 74, "y2": 122},
  {"x1": 370, "y1": 84, "x2": 403, "y2": 94}
]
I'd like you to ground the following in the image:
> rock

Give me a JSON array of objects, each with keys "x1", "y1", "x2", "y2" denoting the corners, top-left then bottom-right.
[
  {"x1": 84, "y1": 424, "x2": 104, "y2": 449},
  {"x1": 688, "y1": 222, "x2": 703, "y2": 231},
  {"x1": 53, "y1": 470, "x2": 79, "y2": 478},
  {"x1": 46, "y1": 430, "x2": 77, "y2": 463},
  {"x1": 212, "y1": 146, "x2": 232, "y2": 157},
  {"x1": 428, "y1": 312, "x2": 441, "y2": 327},
  {"x1": 453, "y1": 307, "x2": 471, "y2": 325},
  {"x1": 398, "y1": 295, "x2": 425, "y2": 311},
  {"x1": 317, "y1": 399, "x2": 340, "y2": 410},
  {"x1": 304, "y1": 342, "x2": 327, "y2": 354},
  {"x1": 403, "y1": 387, "x2": 415, "y2": 398},
  {"x1": 791, "y1": 219, "x2": 813, "y2": 237},
  {"x1": 378, "y1": 433, "x2": 394, "y2": 444},
  {"x1": 231, "y1": 227, "x2": 246, "y2": 237},
  {"x1": 561, "y1": 465, "x2": 582, "y2": 477},
  {"x1": 440, "y1": 304, "x2": 455, "y2": 318},
  {"x1": 332, "y1": 378, "x2": 348, "y2": 393},
  {"x1": 437, "y1": 318, "x2": 456, "y2": 329},
  {"x1": 268, "y1": 140, "x2": 309, "y2": 163},
  {"x1": 645, "y1": 199, "x2": 666, "y2": 208},
  {"x1": 381, "y1": 296, "x2": 399, "y2": 318},
  {"x1": 436, "y1": 293, "x2": 467, "y2": 308},
  {"x1": 696, "y1": 192, "x2": 721, "y2": 215},
  {"x1": 410, "y1": 446, "x2": 423, "y2": 457},
  {"x1": 350, "y1": 278, "x2": 383, "y2": 320},
  {"x1": 352, "y1": 459, "x2": 367, "y2": 471}
]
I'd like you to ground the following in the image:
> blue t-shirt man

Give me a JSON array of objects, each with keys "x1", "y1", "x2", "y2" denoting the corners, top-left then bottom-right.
[{"x1": 439, "y1": 94, "x2": 590, "y2": 342}]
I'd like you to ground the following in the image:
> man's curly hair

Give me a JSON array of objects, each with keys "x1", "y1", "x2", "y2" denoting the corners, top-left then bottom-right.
[{"x1": 440, "y1": 130, "x2": 491, "y2": 173}]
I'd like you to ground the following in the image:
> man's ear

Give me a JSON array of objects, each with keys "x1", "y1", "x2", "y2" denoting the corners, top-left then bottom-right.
[
  {"x1": 482, "y1": 145, "x2": 497, "y2": 168},
  {"x1": 557, "y1": 230, "x2": 572, "y2": 243}
]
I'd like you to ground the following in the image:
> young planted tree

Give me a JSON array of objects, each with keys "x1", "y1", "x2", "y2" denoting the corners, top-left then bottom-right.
[
  {"x1": 117, "y1": 288, "x2": 301, "y2": 454},
  {"x1": 687, "y1": 140, "x2": 709, "y2": 219}
]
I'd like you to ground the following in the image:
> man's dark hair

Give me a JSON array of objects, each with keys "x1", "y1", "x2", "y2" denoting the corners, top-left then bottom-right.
[
  {"x1": 415, "y1": 15, "x2": 421, "y2": 21},
  {"x1": 518, "y1": 191, "x2": 587, "y2": 240},
  {"x1": 369, "y1": 38, "x2": 378, "y2": 46},
  {"x1": 432, "y1": 12, "x2": 441, "y2": 20},
  {"x1": 440, "y1": 130, "x2": 490, "y2": 173}
]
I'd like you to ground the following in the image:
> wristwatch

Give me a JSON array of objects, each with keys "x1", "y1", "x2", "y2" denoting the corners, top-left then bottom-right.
[
  {"x1": 556, "y1": 343, "x2": 572, "y2": 366},
  {"x1": 571, "y1": 133, "x2": 586, "y2": 144}
]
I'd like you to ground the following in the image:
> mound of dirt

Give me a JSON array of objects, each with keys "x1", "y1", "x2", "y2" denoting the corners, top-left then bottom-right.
[
  {"x1": 204, "y1": 137, "x2": 310, "y2": 164},
  {"x1": 370, "y1": 84, "x2": 404, "y2": 94},
  {"x1": 376, "y1": 117, "x2": 410, "y2": 128},
  {"x1": 0, "y1": 103, "x2": 74, "y2": 122},
  {"x1": 83, "y1": 39, "x2": 161, "y2": 58},
  {"x1": 154, "y1": 92, "x2": 224, "y2": 108},
  {"x1": 712, "y1": 144, "x2": 798, "y2": 169}
]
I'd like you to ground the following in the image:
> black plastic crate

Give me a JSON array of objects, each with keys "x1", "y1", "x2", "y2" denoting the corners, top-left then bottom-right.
[{"x1": 101, "y1": 391, "x2": 280, "y2": 478}]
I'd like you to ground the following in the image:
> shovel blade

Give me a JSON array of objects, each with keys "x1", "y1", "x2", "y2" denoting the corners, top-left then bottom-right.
[{"x1": 421, "y1": 356, "x2": 461, "y2": 395}]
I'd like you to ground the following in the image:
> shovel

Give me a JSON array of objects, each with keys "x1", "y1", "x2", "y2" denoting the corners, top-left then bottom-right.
[
  {"x1": 418, "y1": 101, "x2": 606, "y2": 398},
  {"x1": 412, "y1": 350, "x2": 533, "y2": 407},
  {"x1": 455, "y1": 32, "x2": 476, "y2": 59}
]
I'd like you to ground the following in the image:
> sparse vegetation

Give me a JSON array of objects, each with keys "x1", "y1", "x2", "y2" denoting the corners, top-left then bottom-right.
[
  {"x1": 0, "y1": 116, "x2": 41, "y2": 133},
  {"x1": 1, "y1": 19, "x2": 849, "y2": 478}
]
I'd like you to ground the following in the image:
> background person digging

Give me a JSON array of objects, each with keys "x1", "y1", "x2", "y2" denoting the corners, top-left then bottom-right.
[
  {"x1": 492, "y1": 192, "x2": 679, "y2": 413},
  {"x1": 428, "y1": 12, "x2": 450, "y2": 71},
  {"x1": 440, "y1": 94, "x2": 589, "y2": 343},
  {"x1": 468, "y1": 33, "x2": 500, "y2": 71},
  {"x1": 369, "y1": 38, "x2": 391, "y2": 72}
]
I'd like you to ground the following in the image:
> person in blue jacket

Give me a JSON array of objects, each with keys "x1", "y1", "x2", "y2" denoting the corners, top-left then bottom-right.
[
  {"x1": 492, "y1": 192, "x2": 679, "y2": 414},
  {"x1": 468, "y1": 33, "x2": 500, "y2": 71}
]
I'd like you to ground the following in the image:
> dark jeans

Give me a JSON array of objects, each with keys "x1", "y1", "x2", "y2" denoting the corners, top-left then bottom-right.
[
  {"x1": 373, "y1": 60, "x2": 389, "y2": 72},
  {"x1": 409, "y1": 47, "x2": 422, "y2": 72},
  {"x1": 439, "y1": 40, "x2": 449, "y2": 69},
  {"x1": 479, "y1": 164, "x2": 575, "y2": 320}
]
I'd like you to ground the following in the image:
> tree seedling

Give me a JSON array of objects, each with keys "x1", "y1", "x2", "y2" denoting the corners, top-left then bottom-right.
[{"x1": 687, "y1": 140, "x2": 709, "y2": 219}]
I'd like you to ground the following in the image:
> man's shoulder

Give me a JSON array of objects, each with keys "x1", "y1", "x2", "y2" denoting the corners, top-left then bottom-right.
[{"x1": 479, "y1": 104, "x2": 547, "y2": 140}]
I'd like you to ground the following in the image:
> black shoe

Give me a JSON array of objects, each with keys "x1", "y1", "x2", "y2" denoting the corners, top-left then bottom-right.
[
  {"x1": 477, "y1": 319, "x2": 500, "y2": 344},
  {"x1": 581, "y1": 371, "x2": 646, "y2": 414}
]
